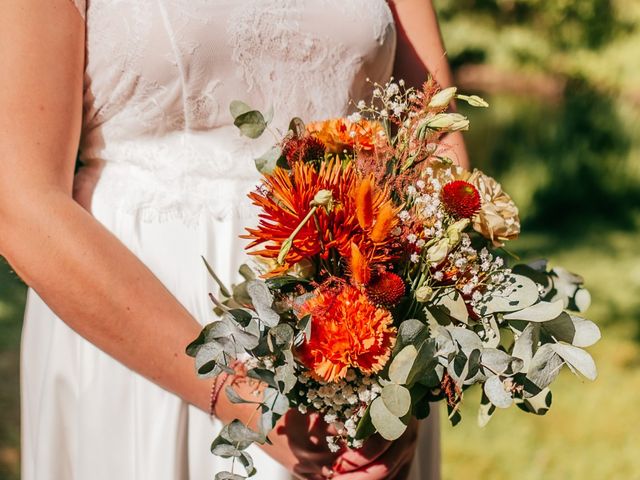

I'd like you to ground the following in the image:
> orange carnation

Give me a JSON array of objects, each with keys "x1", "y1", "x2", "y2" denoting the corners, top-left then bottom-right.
[
  {"x1": 297, "y1": 284, "x2": 396, "y2": 382},
  {"x1": 306, "y1": 118, "x2": 385, "y2": 154}
]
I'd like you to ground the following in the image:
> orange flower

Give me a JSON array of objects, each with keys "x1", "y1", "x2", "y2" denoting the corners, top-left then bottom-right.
[
  {"x1": 306, "y1": 118, "x2": 385, "y2": 154},
  {"x1": 297, "y1": 284, "x2": 396, "y2": 382},
  {"x1": 243, "y1": 160, "x2": 399, "y2": 276}
]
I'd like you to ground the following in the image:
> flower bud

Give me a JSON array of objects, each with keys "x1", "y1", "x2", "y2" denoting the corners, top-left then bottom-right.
[
  {"x1": 456, "y1": 94, "x2": 489, "y2": 108},
  {"x1": 428, "y1": 87, "x2": 457, "y2": 108},
  {"x1": 446, "y1": 218, "x2": 470, "y2": 246},
  {"x1": 426, "y1": 238, "x2": 449, "y2": 265},
  {"x1": 425, "y1": 113, "x2": 469, "y2": 132},
  {"x1": 415, "y1": 285, "x2": 434, "y2": 303},
  {"x1": 311, "y1": 189, "x2": 333, "y2": 208},
  {"x1": 277, "y1": 238, "x2": 292, "y2": 265}
]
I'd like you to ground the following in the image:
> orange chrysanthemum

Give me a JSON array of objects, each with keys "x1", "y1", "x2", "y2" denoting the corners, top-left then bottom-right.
[
  {"x1": 243, "y1": 160, "x2": 399, "y2": 276},
  {"x1": 297, "y1": 284, "x2": 397, "y2": 382},
  {"x1": 306, "y1": 118, "x2": 385, "y2": 154}
]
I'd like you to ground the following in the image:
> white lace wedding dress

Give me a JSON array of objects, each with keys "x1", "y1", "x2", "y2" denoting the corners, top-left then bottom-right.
[{"x1": 20, "y1": 1, "x2": 440, "y2": 479}]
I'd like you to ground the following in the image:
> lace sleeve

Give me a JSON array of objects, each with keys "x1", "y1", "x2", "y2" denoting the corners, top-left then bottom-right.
[{"x1": 68, "y1": 0, "x2": 86, "y2": 20}]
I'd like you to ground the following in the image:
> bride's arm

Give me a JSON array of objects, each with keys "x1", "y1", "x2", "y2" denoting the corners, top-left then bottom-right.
[
  {"x1": 0, "y1": 0, "x2": 214, "y2": 411},
  {"x1": 389, "y1": 0, "x2": 470, "y2": 169}
]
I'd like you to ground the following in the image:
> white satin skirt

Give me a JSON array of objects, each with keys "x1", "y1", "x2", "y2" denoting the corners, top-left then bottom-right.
[{"x1": 20, "y1": 164, "x2": 440, "y2": 480}]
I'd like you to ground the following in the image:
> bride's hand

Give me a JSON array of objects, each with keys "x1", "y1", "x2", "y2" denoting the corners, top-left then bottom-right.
[
  {"x1": 331, "y1": 419, "x2": 419, "y2": 480},
  {"x1": 214, "y1": 374, "x2": 418, "y2": 479},
  {"x1": 214, "y1": 376, "x2": 342, "y2": 479}
]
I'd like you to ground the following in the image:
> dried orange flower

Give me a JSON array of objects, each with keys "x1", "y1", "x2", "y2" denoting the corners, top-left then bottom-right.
[
  {"x1": 306, "y1": 118, "x2": 385, "y2": 154},
  {"x1": 296, "y1": 284, "x2": 397, "y2": 382}
]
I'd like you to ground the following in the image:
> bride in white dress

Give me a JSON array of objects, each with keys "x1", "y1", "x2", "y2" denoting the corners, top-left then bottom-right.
[{"x1": 1, "y1": 0, "x2": 469, "y2": 478}]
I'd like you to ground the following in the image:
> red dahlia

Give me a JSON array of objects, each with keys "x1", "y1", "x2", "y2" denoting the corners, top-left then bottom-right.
[
  {"x1": 366, "y1": 271, "x2": 405, "y2": 307},
  {"x1": 441, "y1": 180, "x2": 481, "y2": 219},
  {"x1": 282, "y1": 135, "x2": 326, "y2": 166}
]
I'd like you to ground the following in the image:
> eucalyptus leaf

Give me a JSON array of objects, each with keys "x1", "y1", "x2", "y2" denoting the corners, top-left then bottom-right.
[
  {"x1": 203, "y1": 321, "x2": 233, "y2": 341},
  {"x1": 573, "y1": 288, "x2": 592, "y2": 312},
  {"x1": 228, "y1": 309, "x2": 253, "y2": 328},
  {"x1": 477, "y1": 391, "x2": 496, "y2": 427},
  {"x1": 195, "y1": 342, "x2": 225, "y2": 377},
  {"x1": 480, "y1": 274, "x2": 539, "y2": 313},
  {"x1": 239, "y1": 451, "x2": 256, "y2": 477},
  {"x1": 516, "y1": 387, "x2": 552, "y2": 415},
  {"x1": 274, "y1": 361, "x2": 297, "y2": 394},
  {"x1": 247, "y1": 368, "x2": 277, "y2": 388},
  {"x1": 225, "y1": 420, "x2": 266, "y2": 446},
  {"x1": 263, "y1": 387, "x2": 290, "y2": 416},
  {"x1": 234, "y1": 110, "x2": 267, "y2": 139},
  {"x1": 215, "y1": 472, "x2": 245, "y2": 480},
  {"x1": 297, "y1": 314, "x2": 312, "y2": 341},
  {"x1": 229, "y1": 100, "x2": 253, "y2": 119},
  {"x1": 355, "y1": 404, "x2": 376, "y2": 440},
  {"x1": 569, "y1": 316, "x2": 601, "y2": 347},
  {"x1": 504, "y1": 299, "x2": 565, "y2": 322},
  {"x1": 238, "y1": 264, "x2": 256, "y2": 281},
  {"x1": 246, "y1": 280, "x2": 280, "y2": 327},
  {"x1": 388, "y1": 345, "x2": 418, "y2": 384},
  {"x1": 484, "y1": 376, "x2": 513, "y2": 409},
  {"x1": 225, "y1": 386, "x2": 260, "y2": 405},
  {"x1": 406, "y1": 338, "x2": 438, "y2": 385},
  {"x1": 551, "y1": 343, "x2": 597, "y2": 380},
  {"x1": 266, "y1": 275, "x2": 311, "y2": 291},
  {"x1": 466, "y1": 348, "x2": 482, "y2": 380},
  {"x1": 512, "y1": 323, "x2": 540, "y2": 373},
  {"x1": 394, "y1": 319, "x2": 429, "y2": 355},
  {"x1": 202, "y1": 256, "x2": 232, "y2": 298},
  {"x1": 267, "y1": 323, "x2": 294, "y2": 352},
  {"x1": 254, "y1": 146, "x2": 282, "y2": 175},
  {"x1": 542, "y1": 312, "x2": 575, "y2": 343},
  {"x1": 435, "y1": 289, "x2": 469, "y2": 323},
  {"x1": 370, "y1": 397, "x2": 408, "y2": 441},
  {"x1": 447, "y1": 403, "x2": 462, "y2": 426},
  {"x1": 448, "y1": 326, "x2": 482, "y2": 354},
  {"x1": 381, "y1": 384, "x2": 412, "y2": 417},
  {"x1": 481, "y1": 348, "x2": 523, "y2": 375},
  {"x1": 527, "y1": 344, "x2": 564, "y2": 389},
  {"x1": 480, "y1": 315, "x2": 501, "y2": 348},
  {"x1": 232, "y1": 282, "x2": 252, "y2": 308},
  {"x1": 212, "y1": 444, "x2": 241, "y2": 458},
  {"x1": 221, "y1": 315, "x2": 260, "y2": 352},
  {"x1": 512, "y1": 263, "x2": 553, "y2": 297}
]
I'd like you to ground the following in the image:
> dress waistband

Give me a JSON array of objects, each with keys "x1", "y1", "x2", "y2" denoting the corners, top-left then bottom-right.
[{"x1": 74, "y1": 131, "x2": 264, "y2": 224}]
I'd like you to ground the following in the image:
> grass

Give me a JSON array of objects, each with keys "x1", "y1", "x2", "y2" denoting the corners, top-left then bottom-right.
[{"x1": 0, "y1": 258, "x2": 25, "y2": 480}]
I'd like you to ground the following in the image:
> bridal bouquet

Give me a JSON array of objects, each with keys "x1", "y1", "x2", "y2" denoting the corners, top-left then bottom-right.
[{"x1": 187, "y1": 79, "x2": 600, "y2": 479}]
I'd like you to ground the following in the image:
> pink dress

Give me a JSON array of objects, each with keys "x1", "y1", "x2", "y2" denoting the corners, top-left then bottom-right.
[{"x1": 20, "y1": 1, "x2": 440, "y2": 478}]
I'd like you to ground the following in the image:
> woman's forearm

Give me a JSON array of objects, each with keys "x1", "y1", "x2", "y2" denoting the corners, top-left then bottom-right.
[
  {"x1": 0, "y1": 189, "x2": 211, "y2": 411},
  {"x1": 390, "y1": 0, "x2": 470, "y2": 168}
]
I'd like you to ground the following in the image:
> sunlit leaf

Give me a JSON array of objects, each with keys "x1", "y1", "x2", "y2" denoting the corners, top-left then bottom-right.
[{"x1": 370, "y1": 397, "x2": 407, "y2": 441}]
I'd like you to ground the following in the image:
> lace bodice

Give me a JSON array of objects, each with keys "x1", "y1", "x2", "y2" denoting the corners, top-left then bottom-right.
[{"x1": 71, "y1": 0, "x2": 396, "y2": 223}]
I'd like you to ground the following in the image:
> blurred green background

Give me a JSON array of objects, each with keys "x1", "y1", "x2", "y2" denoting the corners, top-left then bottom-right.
[{"x1": 1, "y1": 1, "x2": 639, "y2": 479}]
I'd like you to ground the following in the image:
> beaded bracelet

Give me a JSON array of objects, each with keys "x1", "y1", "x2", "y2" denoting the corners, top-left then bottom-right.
[
  {"x1": 208, "y1": 360, "x2": 246, "y2": 417},
  {"x1": 208, "y1": 371, "x2": 230, "y2": 417}
]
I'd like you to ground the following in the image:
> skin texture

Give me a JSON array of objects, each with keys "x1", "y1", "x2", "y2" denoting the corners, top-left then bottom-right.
[{"x1": 0, "y1": 0, "x2": 461, "y2": 478}]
